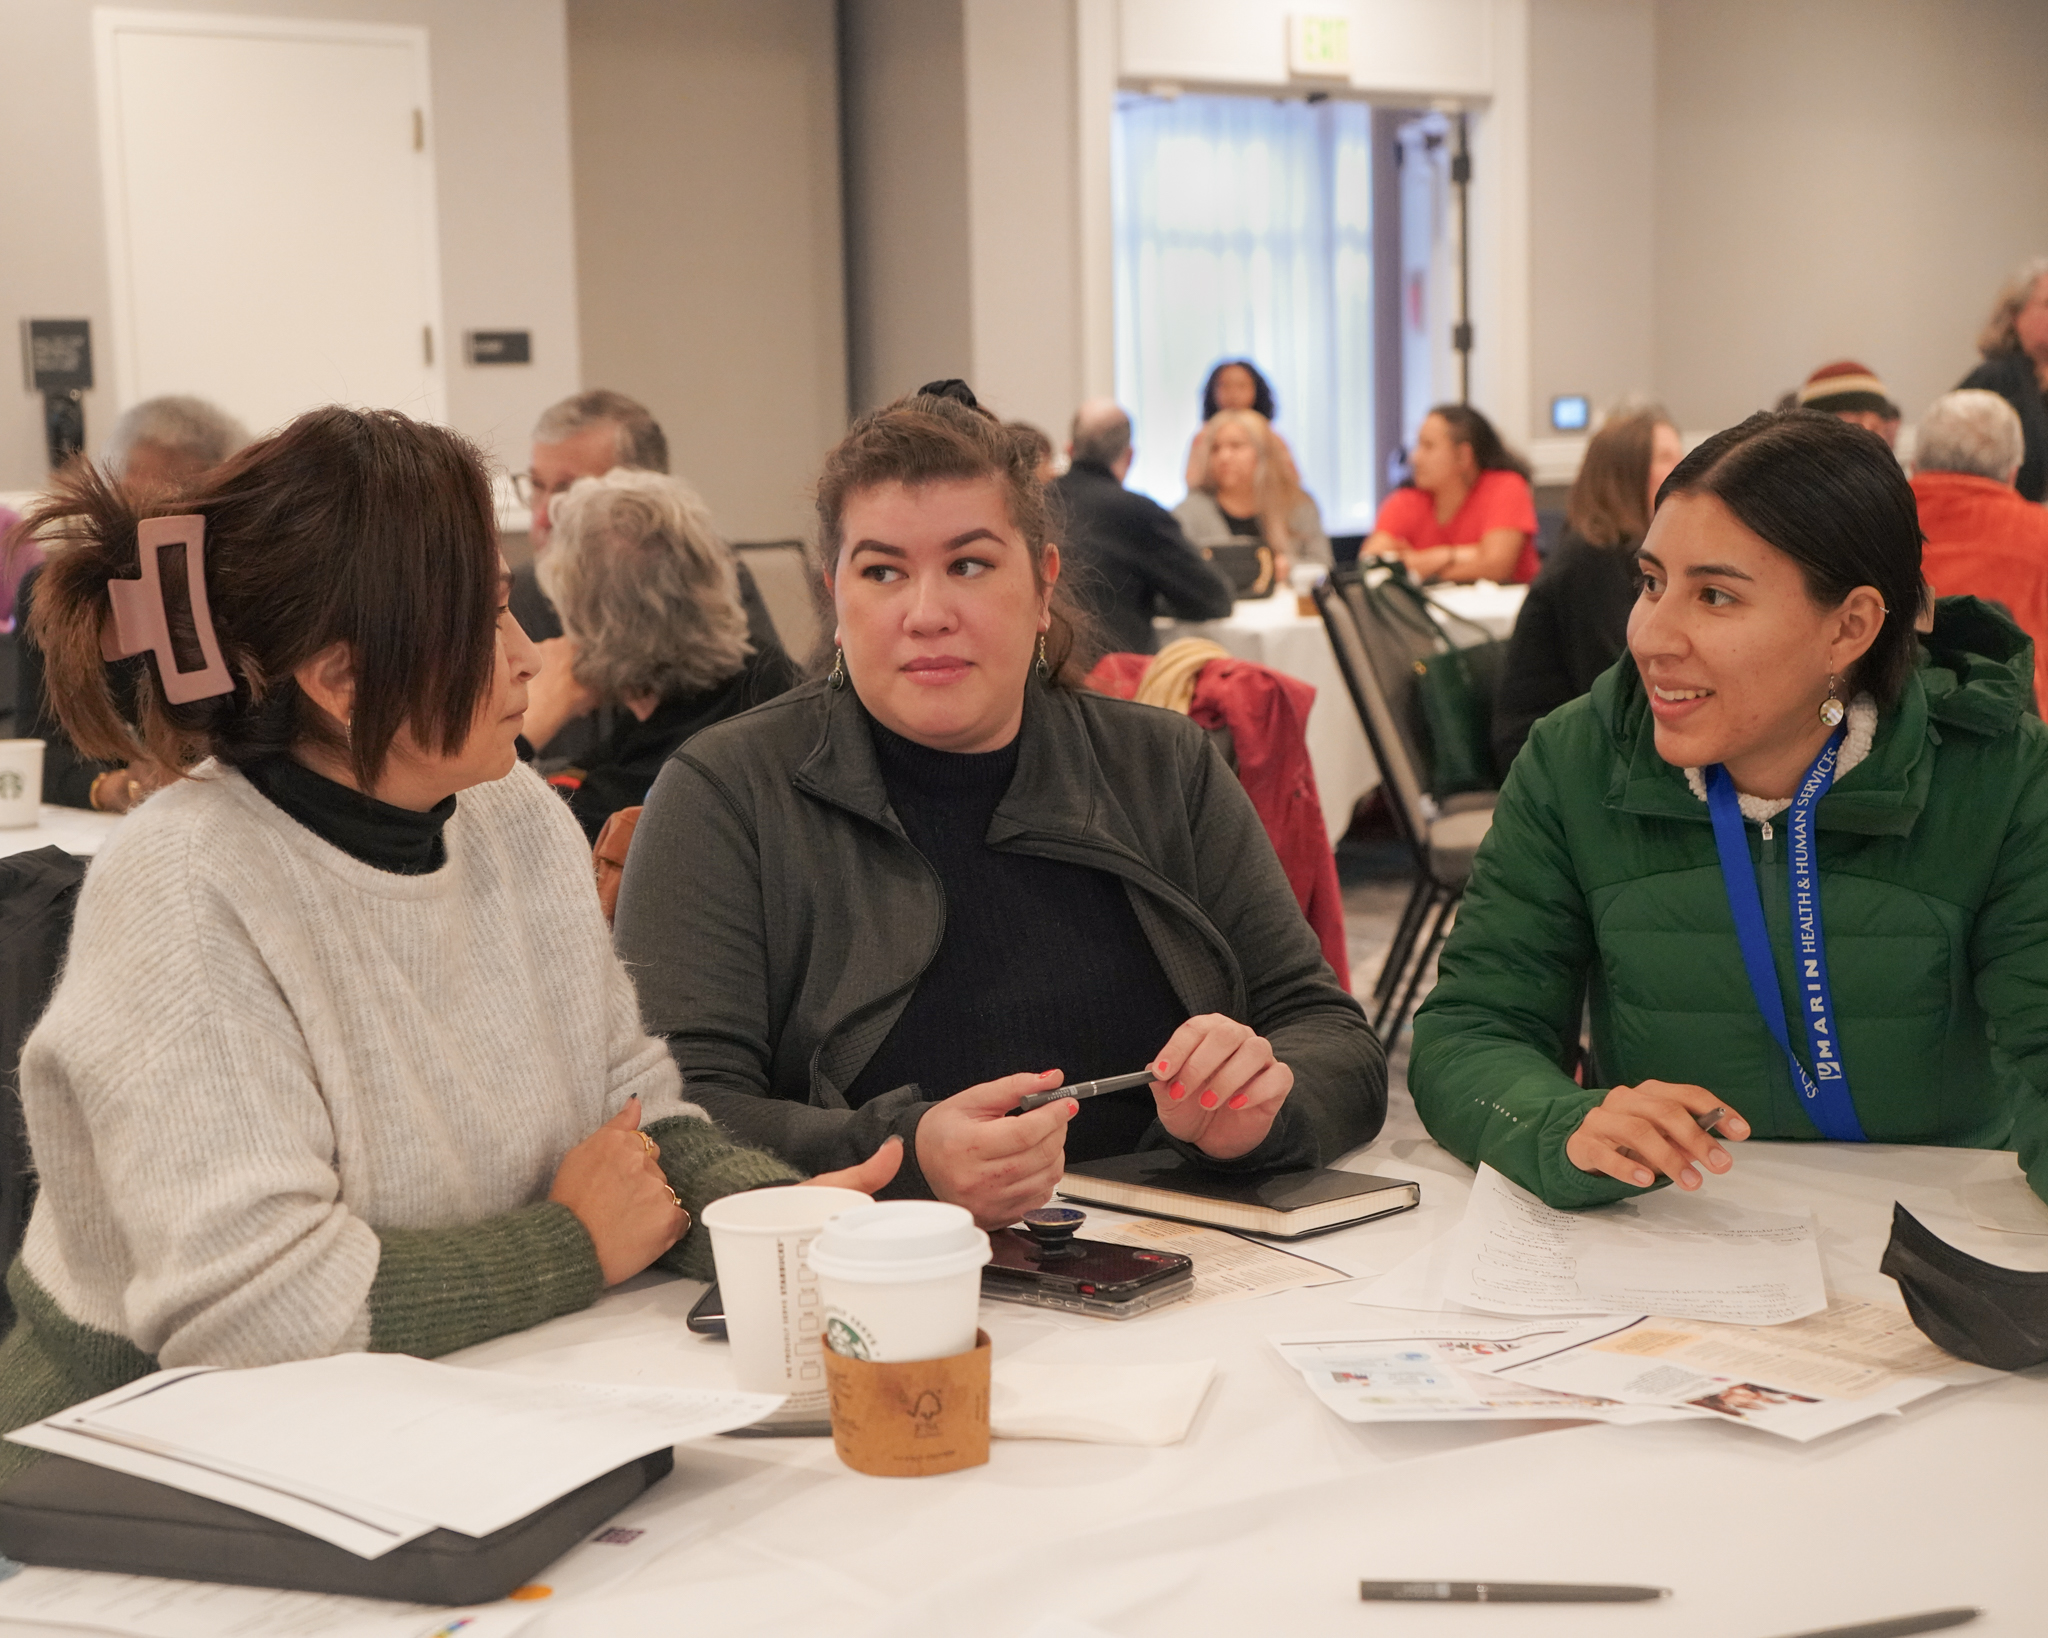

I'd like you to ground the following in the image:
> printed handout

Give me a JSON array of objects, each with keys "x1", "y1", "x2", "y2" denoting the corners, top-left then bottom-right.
[
  {"x1": 1084, "y1": 1216, "x2": 1345, "y2": 1307},
  {"x1": 1410, "y1": 1164, "x2": 1828, "y2": 1326},
  {"x1": 1270, "y1": 1317, "x2": 1703, "y2": 1426},
  {"x1": 1457, "y1": 1300, "x2": 1991, "y2": 1441}
]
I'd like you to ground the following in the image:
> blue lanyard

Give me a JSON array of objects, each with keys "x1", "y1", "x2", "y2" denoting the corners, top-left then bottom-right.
[{"x1": 1704, "y1": 732, "x2": 1867, "y2": 1142}]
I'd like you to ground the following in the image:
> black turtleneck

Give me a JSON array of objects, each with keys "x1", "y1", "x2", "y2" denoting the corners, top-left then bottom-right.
[
  {"x1": 241, "y1": 756, "x2": 454, "y2": 875},
  {"x1": 841, "y1": 712, "x2": 1187, "y2": 1162}
]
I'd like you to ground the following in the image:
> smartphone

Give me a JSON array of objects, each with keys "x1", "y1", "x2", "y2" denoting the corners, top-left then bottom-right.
[
  {"x1": 981, "y1": 1228, "x2": 1194, "y2": 1319},
  {"x1": 686, "y1": 1282, "x2": 727, "y2": 1337}
]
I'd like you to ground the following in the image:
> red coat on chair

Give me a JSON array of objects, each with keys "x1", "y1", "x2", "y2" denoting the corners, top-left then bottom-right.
[{"x1": 1088, "y1": 652, "x2": 1350, "y2": 991}]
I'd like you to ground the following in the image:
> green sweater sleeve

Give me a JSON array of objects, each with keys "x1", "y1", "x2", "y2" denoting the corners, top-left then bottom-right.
[
  {"x1": 1966, "y1": 739, "x2": 2048, "y2": 1204},
  {"x1": 368, "y1": 1202, "x2": 603, "y2": 1356},
  {"x1": 1408, "y1": 719, "x2": 1646, "y2": 1210},
  {"x1": 647, "y1": 1112, "x2": 802, "y2": 1280}
]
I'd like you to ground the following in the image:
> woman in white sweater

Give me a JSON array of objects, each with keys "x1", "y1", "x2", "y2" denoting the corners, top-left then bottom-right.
[{"x1": 1, "y1": 408, "x2": 894, "y2": 1471}]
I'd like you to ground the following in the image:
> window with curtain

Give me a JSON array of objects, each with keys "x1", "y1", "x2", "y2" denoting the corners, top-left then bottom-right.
[{"x1": 1113, "y1": 91, "x2": 1374, "y2": 530}]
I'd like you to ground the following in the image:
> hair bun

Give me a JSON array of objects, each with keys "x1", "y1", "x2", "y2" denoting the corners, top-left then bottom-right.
[{"x1": 915, "y1": 379, "x2": 981, "y2": 410}]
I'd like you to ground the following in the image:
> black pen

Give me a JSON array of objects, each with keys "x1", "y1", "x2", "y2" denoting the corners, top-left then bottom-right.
[
  {"x1": 1764, "y1": 1609, "x2": 1978, "y2": 1638},
  {"x1": 1013, "y1": 1069, "x2": 1158, "y2": 1114},
  {"x1": 1358, "y1": 1581, "x2": 1668, "y2": 1603}
]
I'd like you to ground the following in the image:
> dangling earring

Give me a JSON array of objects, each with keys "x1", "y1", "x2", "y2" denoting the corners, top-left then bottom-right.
[
  {"x1": 828, "y1": 644, "x2": 847, "y2": 689},
  {"x1": 1819, "y1": 673, "x2": 1845, "y2": 728},
  {"x1": 1034, "y1": 633, "x2": 1049, "y2": 680}
]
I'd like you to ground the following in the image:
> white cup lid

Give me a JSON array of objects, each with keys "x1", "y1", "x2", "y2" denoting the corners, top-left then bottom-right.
[{"x1": 806, "y1": 1201, "x2": 990, "y2": 1282}]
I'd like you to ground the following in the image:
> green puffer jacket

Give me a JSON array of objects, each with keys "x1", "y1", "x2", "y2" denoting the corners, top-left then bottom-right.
[{"x1": 1411, "y1": 597, "x2": 2048, "y2": 1210}]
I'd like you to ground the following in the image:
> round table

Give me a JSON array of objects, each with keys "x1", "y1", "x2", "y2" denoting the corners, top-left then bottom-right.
[{"x1": 437, "y1": 1091, "x2": 2047, "y2": 1637}]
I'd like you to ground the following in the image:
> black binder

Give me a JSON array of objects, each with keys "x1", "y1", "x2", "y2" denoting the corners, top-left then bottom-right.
[{"x1": 0, "y1": 1446, "x2": 672, "y2": 1606}]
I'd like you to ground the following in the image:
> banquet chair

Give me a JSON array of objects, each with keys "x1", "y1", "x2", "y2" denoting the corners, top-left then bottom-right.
[
  {"x1": 1314, "y1": 571, "x2": 1493, "y2": 1036},
  {"x1": 0, "y1": 846, "x2": 85, "y2": 1333},
  {"x1": 734, "y1": 542, "x2": 825, "y2": 669}
]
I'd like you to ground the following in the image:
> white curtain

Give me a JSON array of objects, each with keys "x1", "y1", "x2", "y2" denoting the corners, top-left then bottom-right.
[{"x1": 1113, "y1": 92, "x2": 1375, "y2": 531}]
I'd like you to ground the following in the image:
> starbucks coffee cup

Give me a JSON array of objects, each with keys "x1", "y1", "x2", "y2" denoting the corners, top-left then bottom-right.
[
  {"x1": 806, "y1": 1201, "x2": 990, "y2": 1363},
  {"x1": 701, "y1": 1185, "x2": 873, "y2": 1415},
  {"x1": 0, "y1": 740, "x2": 45, "y2": 828}
]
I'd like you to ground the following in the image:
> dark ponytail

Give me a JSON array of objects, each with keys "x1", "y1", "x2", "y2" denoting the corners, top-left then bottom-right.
[{"x1": 25, "y1": 406, "x2": 501, "y2": 787}]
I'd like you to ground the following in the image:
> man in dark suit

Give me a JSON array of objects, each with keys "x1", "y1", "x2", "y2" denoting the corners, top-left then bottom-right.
[{"x1": 1053, "y1": 400, "x2": 1233, "y2": 655}]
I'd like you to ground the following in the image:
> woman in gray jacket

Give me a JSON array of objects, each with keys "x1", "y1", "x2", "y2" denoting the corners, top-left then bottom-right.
[{"x1": 614, "y1": 383, "x2": 1384, "y2": 1229}]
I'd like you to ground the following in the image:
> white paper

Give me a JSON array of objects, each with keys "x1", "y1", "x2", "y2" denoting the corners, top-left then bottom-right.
[
  {"x1": 1347, "y1": 1234, "x2": 1493, "y2": 1315},
  {"x1": 18, "y1": 1355, "x2": 782, "y2": 1550},
  {"x1": 1270, "y1": 1319, "x2": 1702, "y2": 1426},
  {"x1": 1081, "y1": 1217, "x2": 1345, "y2": 1307},
  {"x1": 0, "y1": 1491, "x2": 680, "y2": 1638},
  {"x1": 990, "y1": 1359, "x2": 1215, "y2": 1445},
  {"x1": 1443, "y1": 1165, "x2": 1827, "y2": 1325},
  {"x1": 1460, "y1": 1301, "x2": 1980, "y2": 1442},
  {"x1": 1963, "y1": 1176, "x2": 2048, "y2": 1236}
]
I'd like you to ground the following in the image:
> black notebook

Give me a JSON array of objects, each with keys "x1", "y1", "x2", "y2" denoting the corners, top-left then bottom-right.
[
  {"x1": 1058, "y1": 1152, "x2": 1420, "y2": 1238},
  {"x1": 0, "y1": 1448, "x2": 671, "y2": 1606}
]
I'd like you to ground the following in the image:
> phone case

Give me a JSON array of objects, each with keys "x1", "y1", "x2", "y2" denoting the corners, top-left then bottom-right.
[{"x1": 979, "y1": 1228, "x2": 1195, "y2": 1319}]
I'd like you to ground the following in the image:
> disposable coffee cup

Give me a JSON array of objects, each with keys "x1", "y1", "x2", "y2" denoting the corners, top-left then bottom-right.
[
  {"x1": 806, "y1": 1201, "x2": 991, "y2": 1363},
  {"x1": 700, "y1": 1186, "x2": 872, "y2": 1415},
  {"x1": 0, "y1": 740, "x2": 45, "y2": 829}
]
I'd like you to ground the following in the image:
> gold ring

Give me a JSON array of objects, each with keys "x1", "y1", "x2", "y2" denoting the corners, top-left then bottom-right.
[
  {"x1": 637, "y1": 1131, "x2": 658, "y2": 1158},
  {"x1": 665, "y1": 1185, "x2": 683, "y2": 1210}
]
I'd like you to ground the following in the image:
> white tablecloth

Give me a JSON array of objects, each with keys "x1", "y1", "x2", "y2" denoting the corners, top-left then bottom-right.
[
  {"x1": 0, "y1": 805, "x2": 119, "y2": 859},
  {"x1": 1159, "y1": 583, "x2": 1526, "y2": 844},
  {"x1": 424, "y1": 1091, "x2": 2045, "y2": 1638}
]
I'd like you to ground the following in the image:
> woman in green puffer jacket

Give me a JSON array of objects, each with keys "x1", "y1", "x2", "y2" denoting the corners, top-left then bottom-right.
[{"x1": 1412, "y1": 408, "x2": 2048, "y2": 1210}]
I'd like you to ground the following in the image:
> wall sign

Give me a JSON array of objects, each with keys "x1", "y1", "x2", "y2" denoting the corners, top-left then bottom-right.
[{"x1": 465, "y1": 330, "x2": 531, "y2": 366}]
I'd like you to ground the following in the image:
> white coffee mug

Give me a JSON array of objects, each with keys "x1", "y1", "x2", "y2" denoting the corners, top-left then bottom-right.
[
  {"x1": 0, "y1": 740, "x2": 46, "y2": 829},
  {"x1": 700, "y1": 1186, "x2": 873, "y2": 1414},
  {"x1": 806, "y1": 1200, "x2": 991, "y2": 1363}
]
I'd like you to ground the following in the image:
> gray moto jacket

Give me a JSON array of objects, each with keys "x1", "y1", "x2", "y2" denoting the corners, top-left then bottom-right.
[{"x1": 612, "y1": 677, "x2": 1385, "y2": 1194}]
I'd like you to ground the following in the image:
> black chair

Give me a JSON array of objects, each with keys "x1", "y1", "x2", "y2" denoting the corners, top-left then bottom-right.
[
  {"x1": 0, "y1": 846, "x2": 85, "y2": 1332},
  {"x1": 1315, "y1": 567, "x2": 1494, "y2": 1036}
]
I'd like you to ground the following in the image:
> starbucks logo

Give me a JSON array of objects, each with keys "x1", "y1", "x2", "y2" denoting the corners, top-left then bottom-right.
[
  {"x1": 0, "y1": 771, "x2": 22, "y2": 802},
  {"x1": 824, "y1": 1316, "x2": 871, "y2": 1361}
]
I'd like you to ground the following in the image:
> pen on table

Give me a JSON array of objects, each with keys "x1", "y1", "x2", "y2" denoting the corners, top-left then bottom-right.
[
  {"x1": 1763, "y1": 1609, "x2": 1979, "y2": 1638},
  {"x1": 1013, "y1": 1069, "x2": 1158, "y2": 1115},
  {"x1": 1357, "y1": 1581, "x2": 1669, "y2": 1604}
]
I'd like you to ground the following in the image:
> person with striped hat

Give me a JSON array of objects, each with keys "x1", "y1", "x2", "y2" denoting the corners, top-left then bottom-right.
[{"x1": 1797, "y1": 360, "x2": 1902, "y2": 448}]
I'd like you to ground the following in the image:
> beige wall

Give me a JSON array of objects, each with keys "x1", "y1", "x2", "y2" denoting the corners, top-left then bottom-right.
[
  {"x1": 1651, "y1": 0, "x2": 2048, "y2": 435},
  {"x1": 0, "y1": 0, "x2": 582, "y2": 488},
  {"x1": 1526, "y1": 0, "x2": 1655, "y2": 432},
  {"x1": 566, "y1": 0, "x2": 846, "y2": 543},
  {"x1": 841, "y1": 0, "x2": 972, "y2": 413}
]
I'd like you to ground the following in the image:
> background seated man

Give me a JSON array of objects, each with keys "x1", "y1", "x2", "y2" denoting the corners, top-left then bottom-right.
[
  {"x1": 1911, "y1": 388, "x2": 2048, "y2": 709},
  {"x1": 1796, "y1": 360, "x2": 1903, "y2": 449},
  {"x1": 1054, "y1": 399, "x2": 1234, "y2": 654}
]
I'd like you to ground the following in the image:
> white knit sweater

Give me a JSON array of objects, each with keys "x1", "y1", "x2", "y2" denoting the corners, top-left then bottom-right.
[{"x1": 17, "y1": 761, "x2": 700, "y2": 1371}]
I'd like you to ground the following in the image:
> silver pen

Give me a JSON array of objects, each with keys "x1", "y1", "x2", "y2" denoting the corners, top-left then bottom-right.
[{"x1": 1013, "y1": 1068, "x2": 1159, "y2": 1115}]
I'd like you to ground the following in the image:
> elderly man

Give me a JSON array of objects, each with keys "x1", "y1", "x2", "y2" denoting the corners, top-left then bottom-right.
[
  {"x1": 1052, "y1": 399, "x2": 1233, "y2": 655},
  {"x1": 512, "y1": 390, "x2": 783, "y2": 761},
  {"x1": 1912, "y1": 388, "x2": 2048, "y2": 709}
]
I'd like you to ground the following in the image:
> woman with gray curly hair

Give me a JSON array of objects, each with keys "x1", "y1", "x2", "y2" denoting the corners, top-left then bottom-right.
[
  {"x1": 520, "y1": 469, "x2": 798, "y2": 839},
  {"x1": 1958, "y1": 255, "x2": 2048, "y2": 503}
]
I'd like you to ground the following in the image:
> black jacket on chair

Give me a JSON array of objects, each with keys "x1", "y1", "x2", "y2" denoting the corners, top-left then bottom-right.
[{"x1": 1052, "y1": 460, "x2": 1234, "y2": 654}]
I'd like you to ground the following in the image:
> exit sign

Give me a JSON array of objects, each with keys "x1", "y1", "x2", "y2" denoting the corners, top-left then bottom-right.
[{"x1": 1289, "y1": 14, "x2": 1351, "y2": 78}]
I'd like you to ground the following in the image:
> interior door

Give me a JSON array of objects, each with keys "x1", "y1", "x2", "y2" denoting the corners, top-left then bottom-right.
[{"x1": 95, "y1": 10, "x2": 445, "y2": 440}]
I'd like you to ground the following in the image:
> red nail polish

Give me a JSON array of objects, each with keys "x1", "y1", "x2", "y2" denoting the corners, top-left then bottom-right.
[
  {"x1": 1169, "y1": 1081, "x2": 1187, "y2": 1101},
  {"x1": 1199, "y1": 1090, "x2": 1219, "y2": 1110},
  {"x1": 1227, "y1": 1092, "x2": 1249, "y2": 1110},
  {"x1": 1154, "y1": 1059, "x2": 1171, "y2": 1076}
]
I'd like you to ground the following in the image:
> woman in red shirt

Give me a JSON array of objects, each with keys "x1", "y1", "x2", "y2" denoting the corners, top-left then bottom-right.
[{"x1": 1368, "y1": 404, "x2": 1539, "y2": 584}]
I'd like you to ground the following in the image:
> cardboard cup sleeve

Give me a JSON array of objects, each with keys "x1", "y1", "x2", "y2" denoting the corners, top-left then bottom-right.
[{"x1": 822, "y1": 1329, "x2": 991, "y2": 1476}]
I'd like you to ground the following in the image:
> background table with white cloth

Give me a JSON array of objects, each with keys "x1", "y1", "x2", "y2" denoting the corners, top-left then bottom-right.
[
  {"x1": 1159, "y1": 582, "x2": 1526, "y2": 844},
  {"x1": 379, "y1": 1096, "x2": 2048, "y2": 1638},
  {"x1": 0, "y1": 806, "x2": 118, "y2": 860}
]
